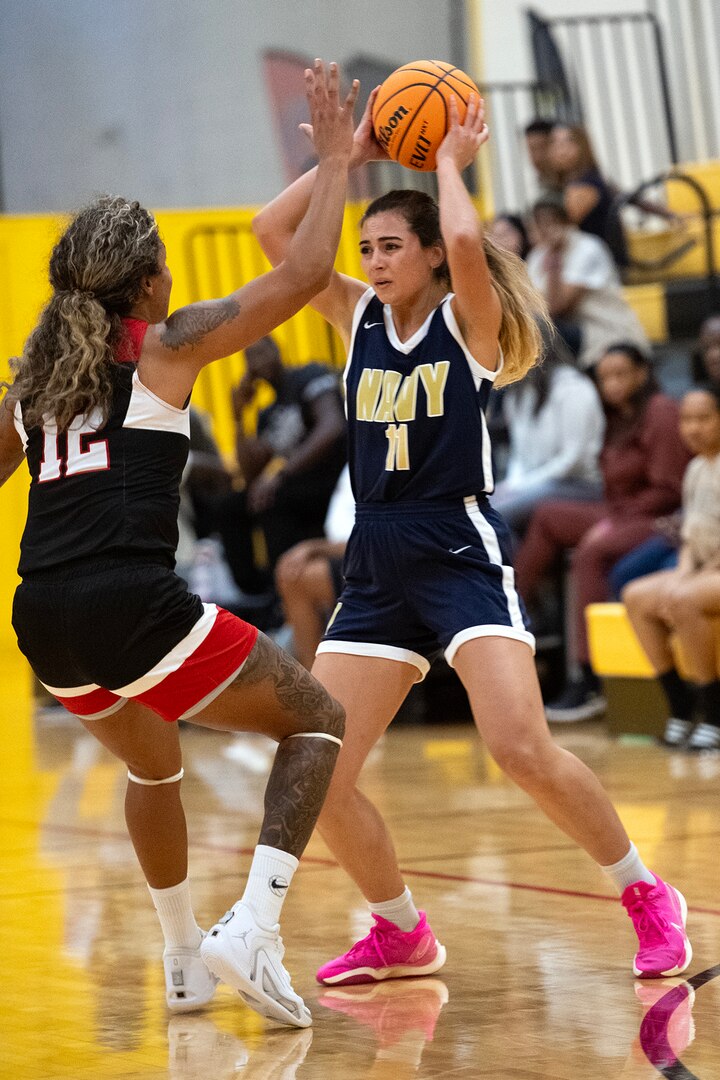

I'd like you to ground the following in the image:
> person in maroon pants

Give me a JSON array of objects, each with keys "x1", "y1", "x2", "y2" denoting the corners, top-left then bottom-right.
[{"x1": 514, "y1": 342, "x2": 691, "y2": 721}]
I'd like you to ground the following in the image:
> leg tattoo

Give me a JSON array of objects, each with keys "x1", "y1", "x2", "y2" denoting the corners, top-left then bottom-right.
[
  {"x1": 234, "y1": 632, "x2": 345, "y2": 857},
  {"x1": 260, "y1": 737, "x2": 340, "y2": 856}
]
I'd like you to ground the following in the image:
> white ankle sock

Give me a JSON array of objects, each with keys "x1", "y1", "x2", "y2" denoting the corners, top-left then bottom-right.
[
  {"x1": 370, "y1": 887, "x2": 420, "y2": 932},
  {"x1": 601, "y1": 843, "x2": 656, "y2": 894},
  {"x1": 240, "y1": 844, "x2": 298, "y2": 928},
  {"x1": 148, "y1": 877, "x2": 203, "y2": 950}
]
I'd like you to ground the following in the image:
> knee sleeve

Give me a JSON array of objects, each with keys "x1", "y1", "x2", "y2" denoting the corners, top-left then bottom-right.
[
  {"x1": 283, "y1": 732, "x2": 343, "y2": 748},
  {"x1": 127, "y1": 767, "x2": 184, "y2": 786}
]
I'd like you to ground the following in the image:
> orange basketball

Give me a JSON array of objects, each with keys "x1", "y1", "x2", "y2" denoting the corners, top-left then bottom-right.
[{"x1": 372, "y1": 60, "x2": 480, "y2": 172}]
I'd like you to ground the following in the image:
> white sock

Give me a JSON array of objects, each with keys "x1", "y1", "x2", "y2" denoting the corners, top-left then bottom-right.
[
  {"x1": 370, "y1": 887, "x2": 420, "y2": 932},
  {"x1": 601, "y1": 843, "x2": 656, "y2": 894},
  {"x1": 240, "y1": 844, "x2": 298, "y2": 928},
  {"x1": 148, "y1": 877, "x2": 203, "y2": 950}
]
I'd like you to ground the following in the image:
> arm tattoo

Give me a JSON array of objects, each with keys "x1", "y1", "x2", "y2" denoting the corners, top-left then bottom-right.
[
  {"x1": 234, "y1": 633, "x2": 345, "y2": 857},
  {"x1": 161, "y1": 297, "x2": 241, "y2": 351}
]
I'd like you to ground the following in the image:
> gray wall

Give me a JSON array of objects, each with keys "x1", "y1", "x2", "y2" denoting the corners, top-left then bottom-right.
[{"x1": 0, "y1": 0, "x2": 457, "y2": 212}]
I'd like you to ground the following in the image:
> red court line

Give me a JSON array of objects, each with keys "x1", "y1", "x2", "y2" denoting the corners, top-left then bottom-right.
[{"x1": 7, "y1": 817, "x2": 720, "y2": 918}]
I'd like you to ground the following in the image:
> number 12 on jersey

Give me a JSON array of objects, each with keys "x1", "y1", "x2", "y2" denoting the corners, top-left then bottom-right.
[
  {"x1": 39, "y1": 411, "x2": 110, "y2": 482},
  {"x1": 384, "y1": 423, "x2": 410, "y2": 471}
]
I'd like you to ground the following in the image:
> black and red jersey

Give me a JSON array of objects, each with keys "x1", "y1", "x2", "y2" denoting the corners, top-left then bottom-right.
[{"x1": 14, "y1": 318, "x2": 190, "y2": 577}]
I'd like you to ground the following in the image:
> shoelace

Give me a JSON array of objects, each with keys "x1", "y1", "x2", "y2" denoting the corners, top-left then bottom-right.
[
  {"x1": 626, "y1": 895, "x2": 670, "y2": 946},
  {"x1": 344, "y1": 924, "x2": 390, "y2": 966}
]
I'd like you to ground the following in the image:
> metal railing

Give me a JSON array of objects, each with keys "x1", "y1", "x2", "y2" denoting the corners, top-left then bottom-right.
[{"x1": 611, "y1": 170, "x2": 718, "y2": 286}]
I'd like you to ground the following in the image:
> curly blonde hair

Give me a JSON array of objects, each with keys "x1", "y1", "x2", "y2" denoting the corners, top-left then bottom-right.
[{"x1": 4, "y1": 196, "x2": 161, "y2": 431}]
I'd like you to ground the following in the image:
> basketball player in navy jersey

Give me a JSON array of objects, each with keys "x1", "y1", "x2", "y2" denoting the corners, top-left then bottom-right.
[
  {"x1": 0, "y1": 62, "x2": 358, "y2": 1028},
  {"x1": 253, "y1": 81, "x2": 693, "y2": 984}
]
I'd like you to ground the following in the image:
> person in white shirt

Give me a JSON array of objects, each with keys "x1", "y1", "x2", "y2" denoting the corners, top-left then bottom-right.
[
  {"x1": 527, "y1": 200, "x2": 649, "y2": 370},
  {"x1": 492, "y1": 330, "x2": 605, "y2": 534}
]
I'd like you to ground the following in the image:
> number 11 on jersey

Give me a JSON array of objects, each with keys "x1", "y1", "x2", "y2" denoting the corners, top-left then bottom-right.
[{"x1": 384, "y1": 423, "x2": 410, "y2": 471}]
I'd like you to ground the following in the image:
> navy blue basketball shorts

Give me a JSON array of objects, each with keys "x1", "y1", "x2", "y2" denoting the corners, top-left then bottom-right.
[
  {"x1": 12, "y1": 558, "x2": 258, "y2": 722},
  {"x1": 317, "y1": 496, "x2": 535, "y2": 680}
]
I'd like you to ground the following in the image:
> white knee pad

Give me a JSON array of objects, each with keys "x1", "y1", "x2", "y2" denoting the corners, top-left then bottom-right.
[
  {"x1": 284, "y1": 732, "x2": 343, "y2": 748},
  {"x1": 127, "y1": 767, "x2": 184, "y2": 786}
]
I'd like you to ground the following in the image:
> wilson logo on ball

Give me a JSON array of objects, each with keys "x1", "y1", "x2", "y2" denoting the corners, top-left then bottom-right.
[{"x1": 372, "y1": 60, "x2": 480, "y2": 172}]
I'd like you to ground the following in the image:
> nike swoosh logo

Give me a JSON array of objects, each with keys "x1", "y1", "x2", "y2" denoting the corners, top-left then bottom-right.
[
  {"x1": 670, "y1": 922, "x2": 685, "y2": 933},
  {"x1": 449, "y1": 546, "x2": 471, "y2": 555},
  {"x1": 364, "y1": 321, "x2": 384, "y2": 329}
]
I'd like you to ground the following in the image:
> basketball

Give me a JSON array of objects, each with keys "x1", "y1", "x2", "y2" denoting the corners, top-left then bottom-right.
[{"x1": 372, "y1": 60, "x2": 480, "y2": 172}]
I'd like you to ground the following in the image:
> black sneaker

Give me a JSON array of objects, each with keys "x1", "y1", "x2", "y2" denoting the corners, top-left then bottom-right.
[
  {"x1": 684, "y1": 722, "x2": 720, "y2": 753},
  {"x1": 659, "y1": 717, "x2": 694, "y2": 748},
  {"x1": 544, "y1": 679, "x2": 607, "y2": 723}
]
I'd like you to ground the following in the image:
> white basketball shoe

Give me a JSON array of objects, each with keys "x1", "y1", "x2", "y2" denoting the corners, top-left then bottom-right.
[
  {"x1": 201, "y1": 901, "x2": 311, "y2": 1028},
  {"x1": 164, "y1": 933, "x2": 219, "y2": 1013}
]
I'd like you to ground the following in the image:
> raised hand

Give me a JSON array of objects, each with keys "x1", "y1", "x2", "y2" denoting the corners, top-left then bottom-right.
[
  {"x1": 350, "y1": 87, "x2": 390, "y2": 167},
  {"x1": 435, "y1": 93, "x2": 490, "y2": 172},
  {"x1": 304, "y1": 59, "x2": 359, "y2": 162}
]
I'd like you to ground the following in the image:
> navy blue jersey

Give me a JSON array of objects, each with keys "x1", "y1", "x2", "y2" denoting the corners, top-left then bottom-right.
[
  {"x1": 344, "y1": 289, "x2": 500, "y2": 503},
  {"x1": 14, "y1": 319, "x2": 190, "y2": 576}
]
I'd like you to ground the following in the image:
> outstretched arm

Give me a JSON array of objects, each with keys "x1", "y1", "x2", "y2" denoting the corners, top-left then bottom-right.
[
  {"x1": 140, "y1": 61, "x2": 358, "y2": 406},
  {"x1": 0, "y1": 396, "x2": 24, "y2": 489},
  {"x1": 253, "y1": 88, "x2": 387, "y2": 346},
  {"x1": 435, "y1": 96, "x2": 502, "y2": 366}
]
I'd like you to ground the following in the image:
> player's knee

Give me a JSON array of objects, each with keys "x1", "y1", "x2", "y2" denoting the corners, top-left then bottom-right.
[
  {"x1": 490, "y1": 734, "x2": 548, "y2": 785},
  {"x1": 622, "y1": 578, "x2": 646, "y2": 612}
]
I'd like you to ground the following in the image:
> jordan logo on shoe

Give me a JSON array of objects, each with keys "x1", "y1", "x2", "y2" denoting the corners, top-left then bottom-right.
[
  {"x1": 269, "y1": 876, "x2": 289, "y2": 896},
  {"x1": 232, "y1": 929, "x2": 252, "y2": 948}
]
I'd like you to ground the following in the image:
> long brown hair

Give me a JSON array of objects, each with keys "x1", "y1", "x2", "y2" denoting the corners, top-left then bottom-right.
[
  {"x1": 4, "y1": 196, "x2": 161, "y2": 431},
  {"x1": 361, "y1": 190, "x2": 549, "y2": 386}
]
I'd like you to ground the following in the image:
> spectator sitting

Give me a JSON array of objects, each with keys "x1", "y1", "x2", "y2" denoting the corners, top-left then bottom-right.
[
  {"x1": 524, "y1": 118, "x2": 564, "y2": 206},
  {"x1": 486, "y1": 213, "x2": 531, "y2": 260},
  {"x1": 609, "y1": 312, "x2": 720, "y2": 594},
  {"x1": 275, "y1": 464, "x2": 354, "y2": 670},
  {"x1": 216, "y1": 335, "x2": 347, "y2": 599},
  {"x1": 692, "y1": 315, "x2": 720, "y2": 387},
  {"x1": 527, "y1": 200, "x2": 649, "y2": 368},
  {"x1": 548, "y1": 122, "x2": 628, "y2": 267},
  {"x1": 514, "y1": 342, "x2": 692, "y2": 722},
  {"x1": 623, "y1": 384, "x2": 720, "y2": 751},
  {"x1": 492, "y1": 328, "x2": 604, "y2": 537}
]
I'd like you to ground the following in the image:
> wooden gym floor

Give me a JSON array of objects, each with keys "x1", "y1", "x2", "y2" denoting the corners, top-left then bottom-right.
[{"x1": 2, "y1": 650, "x2": 720, "y2": 1080}]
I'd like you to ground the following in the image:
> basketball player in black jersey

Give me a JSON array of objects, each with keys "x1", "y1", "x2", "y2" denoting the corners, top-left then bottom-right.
[
  {"x1": 0, "y1": 61, "x2": 358, "y2": 1029},
  {"x1": 254, "y1": 84, "x2": 693, "y2": 985}
]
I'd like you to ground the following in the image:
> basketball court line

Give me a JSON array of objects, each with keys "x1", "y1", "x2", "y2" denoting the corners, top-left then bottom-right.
[
  {"x1": 5, "y1": 816, "x2": 720, "y2": 918},
  {"x1": 640, "y1": 963, "x2": 720, "y2": 1079}
]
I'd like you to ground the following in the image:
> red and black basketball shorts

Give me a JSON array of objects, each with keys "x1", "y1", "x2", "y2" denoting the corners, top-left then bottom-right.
[{"x1": 12, "y1": 559, "x2": 258, "y2": 722}]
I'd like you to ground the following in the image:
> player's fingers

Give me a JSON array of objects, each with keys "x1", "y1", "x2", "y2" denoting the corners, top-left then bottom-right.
[
  {"x1": 344, "y1": 78, "x2": 360, "y2": 115},
  {"x1": 448, "y1": 93, "x2": 460, "y2": 128},
  {"x1": 326, "y1": 61, "x2": 339, "y2": 104},
  {"x1": 313, "y1": 57, "x2": 326, "y2": 100},
  {"x1": 298, "y1": 123, "x2": 315, "y2": 144},
  {"x1": 464, "y1": 93, "x2": 479, "y2": 129}
]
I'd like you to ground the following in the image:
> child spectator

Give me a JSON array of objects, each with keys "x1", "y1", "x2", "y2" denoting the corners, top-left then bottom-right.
[{"x1": 623, "y1": 385, "x2": 720, "y2": 750}]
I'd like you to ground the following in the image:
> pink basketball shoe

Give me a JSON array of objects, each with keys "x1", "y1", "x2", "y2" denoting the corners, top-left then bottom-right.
[
  {"x1": 316, "y1": 912, "x2": 446, "y2": 986},
  {"x1": 621, "y1": 875, "x2": 692, "y2": 978}
]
